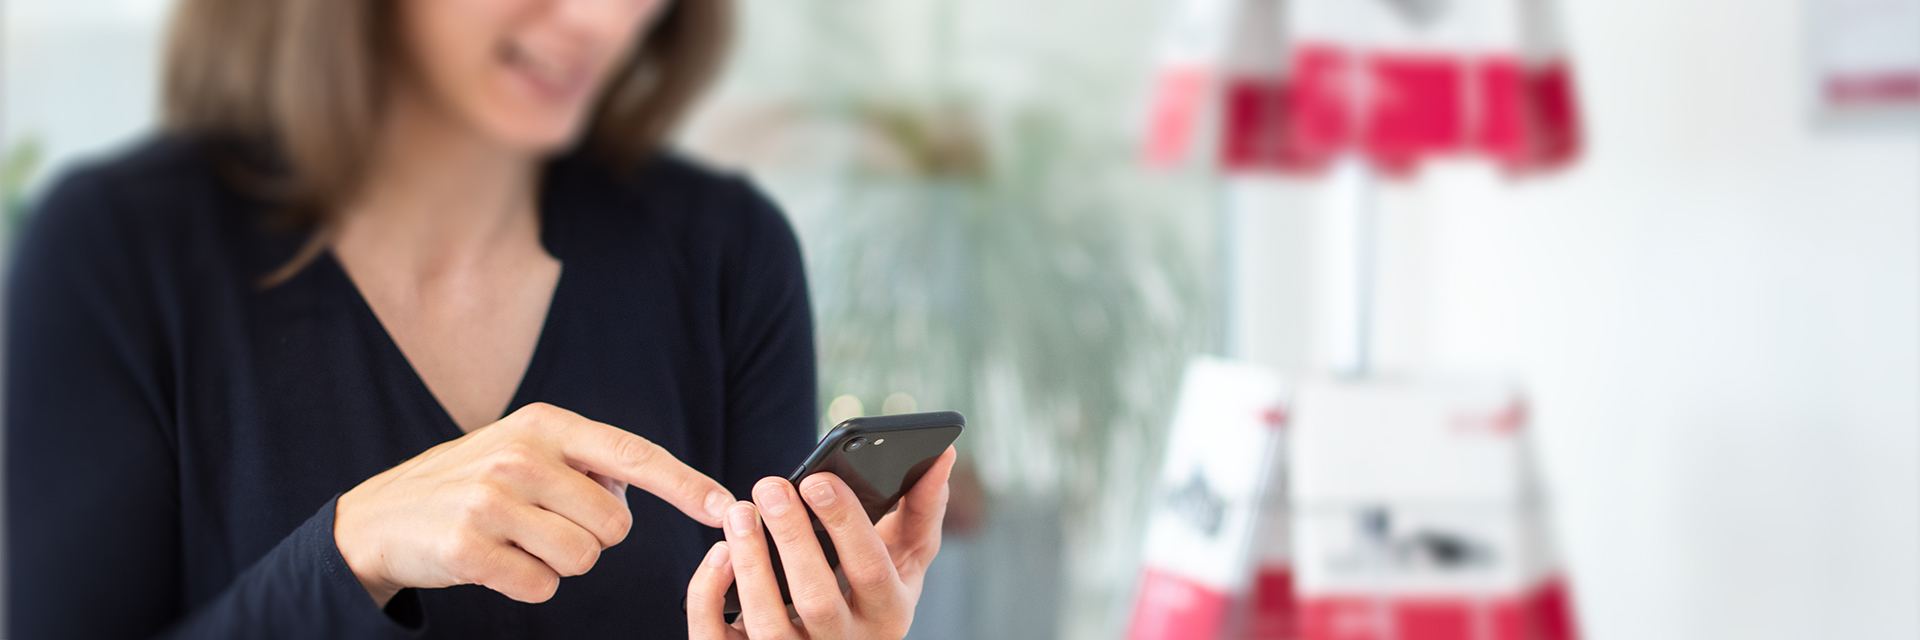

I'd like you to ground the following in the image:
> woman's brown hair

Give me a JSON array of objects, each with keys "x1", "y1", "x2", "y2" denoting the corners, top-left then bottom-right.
[{"x1": 162, "y1": 0, "x2": 733, "y2": 284}]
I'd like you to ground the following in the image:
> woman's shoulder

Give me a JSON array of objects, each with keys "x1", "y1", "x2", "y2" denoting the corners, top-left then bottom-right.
[
  {"x1": 12, "y1": 135, "x2": 275, "y2": 295},
  {"x1": 35, "y1": 134, "x2": 230, "y2": 205},
  {"x1": 21, "y1": 135, "x2": 243, "y2": 242}
]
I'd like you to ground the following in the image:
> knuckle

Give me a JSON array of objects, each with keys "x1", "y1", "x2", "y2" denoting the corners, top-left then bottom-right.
[
  {"x1": 510, "y1": 402, "x2": 565, "y2": 433},
  {"x1": 766, "y1": 524, "x2": 802, "y2": 547},
  {"x1": 792, "y1": 588, "x2": 844, "y2": 626},
  {"x1": 598, "y1": 505, "x2": 633, "y2": 546},
  {"x1": 439, "y1": 532, "x2": 489, "y2": 577},
  {"x1": 771, "y1": 523, "x2": 817, "y2": 552},
  {"x1": 846, "y1": 556, "x2": 894, "y2": 589},
  {"x1": 744, "y1": 608, "x2": 795, "y2": 638},
  {"x1": 456, "y1": 484, "x2": 507, "y2": 522},
  {"x1": 482, "y1": 444, "x2": 542, "y2": 479},
  {"x1": 510, "y1": 572, "x2": 560, "y2": 603},
  {"x1": 728, "y1": 540, "x2": 768, "y2": 570},
  {"x1": 557, "y1": 541, "x2": 601, "y2": 577},
  {"x1": 612, "y1": 435, "x2": 661, "y2": 471},
  {"x1": 517, "y1": 401, "x2": 558, "y2": 421}
]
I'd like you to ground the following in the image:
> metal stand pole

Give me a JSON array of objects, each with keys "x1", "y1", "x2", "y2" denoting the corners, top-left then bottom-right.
[
  {"x1": 1218, "y1": 178, "x2": 1240, "y2": 358},
  {"x1": 1327, "y1": 155, "x2": 1378, "y2": 378}
]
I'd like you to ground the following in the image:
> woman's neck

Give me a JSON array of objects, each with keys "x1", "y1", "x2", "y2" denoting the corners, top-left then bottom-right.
[{"x1": 335, "y1": 92, "x2": 547, "y2": 283}]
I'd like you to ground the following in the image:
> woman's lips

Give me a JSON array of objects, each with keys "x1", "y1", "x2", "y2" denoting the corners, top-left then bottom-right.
[{"x1": 501, "y1": 41, "x2": 594, "y2": 104}]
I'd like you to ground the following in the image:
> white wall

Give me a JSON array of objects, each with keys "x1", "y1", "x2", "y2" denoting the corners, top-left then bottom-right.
[
  {"x1": 1231, "y1": 0, "x2": 1920, "y2": 638},
  {"x1": 1, "y1": 0, "x2": 171, "y2": 191}
]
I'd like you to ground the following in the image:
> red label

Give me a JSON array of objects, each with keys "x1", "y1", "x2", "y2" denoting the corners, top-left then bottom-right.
[
  {"x1": 1130, "y1": 568, "x2": 1236, "y2": 640},
  {"x1": 1244, "y1": 565, "x2": 1301, "y2": 640},
  {"x1": 1527, "y1": 577, "x2": 1580, "y2": 640},
  {"x1": 1221, "y1": 77, "x2": 1305, "y2": 172},
  {"x1": 1269, "y1": 43, "x2": 1581, "y2": 178},
  {"x1": 1298, "y1": 580, "x2": 1578, "y2": 640},
  {"x1": 1825, "y1": 72, "x2": 1920, "y2": 107}
]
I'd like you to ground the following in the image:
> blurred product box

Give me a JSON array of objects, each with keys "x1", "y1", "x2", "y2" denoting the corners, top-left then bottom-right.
[
  {"x1": 1278, "y1": 0, "x2": 1582, "y2": 176},
  {"x1": 1129, "y1": 359, "x2": 1291, "y2": 640},
  {"x1": 1240, "y1": 439, "x2": 1300, "y2": 640},
  {"x1": 1144, "y1": 0, "x2": 1583, "y2": 177},
  {"x1": 1142, "y1": 0, "x2": 1231, "y2": 169},
  {"x1": 1289, "y1": 380, "x2": 1578, "y2": 640},
  {"x1": 1143, "y1": 0, "x2": 1292, "y2": 171}
]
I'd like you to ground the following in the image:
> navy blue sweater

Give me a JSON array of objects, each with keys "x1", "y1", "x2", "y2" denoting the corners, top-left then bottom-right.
[{"x1": 5, "y1": 138, "x2": 818, "y2": 638}]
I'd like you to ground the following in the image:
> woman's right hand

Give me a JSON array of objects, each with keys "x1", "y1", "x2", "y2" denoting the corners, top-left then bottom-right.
[{"x1": 335, "y1": 402, "x2": 734, "y2": 606}]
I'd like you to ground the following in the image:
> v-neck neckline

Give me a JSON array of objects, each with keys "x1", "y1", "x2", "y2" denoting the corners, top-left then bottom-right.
[
  {"x1": 323, "y1": 249, "x2": 567, "y2": 441},
  {"x1": 319, "y1": 160, "x2": 577, "y2": 441}
]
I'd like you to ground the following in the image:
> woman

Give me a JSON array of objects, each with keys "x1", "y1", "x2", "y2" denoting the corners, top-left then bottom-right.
[{"x1": 5, "y1": 0, "x2": 952, "y2": 638}]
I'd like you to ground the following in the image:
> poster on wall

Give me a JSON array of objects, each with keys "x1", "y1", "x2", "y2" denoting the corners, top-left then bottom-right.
[{"x1": 1806, "y1": 0, "x2": 1920, "y2": 124}]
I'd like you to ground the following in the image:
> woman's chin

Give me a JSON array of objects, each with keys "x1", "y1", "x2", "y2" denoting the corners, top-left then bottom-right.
[{"x1": 484, "y1": 120, "x2": 589, "y2": 158}]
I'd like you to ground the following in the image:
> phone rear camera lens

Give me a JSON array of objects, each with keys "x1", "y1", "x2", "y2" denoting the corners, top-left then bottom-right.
[{"x1": 843, "y1": 437, "x2": 867, "y2": 452}]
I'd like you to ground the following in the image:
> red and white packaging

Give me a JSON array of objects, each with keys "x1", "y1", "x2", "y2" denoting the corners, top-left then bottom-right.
[
  {"x1": 1144, "y1": 0, "x2": 1582, "y2": 176},
  {"x1": 1279, "y1": 0, "x2": 1582, "y2": 176},
  {"x1": 1289, "y1": 379, "x2": 1579, "y2": 640},
  {"x1": 1130, "y1": 359, "x2": 1291, "y2": 640},
  {"x1": 1215, "y1": 0, "x2": 1300, "y2": 172},
  {"x1": 1238, "y1": 433, "x2": 1300, "y2": 640},
  {"x1": 1143, "y1": 0, "x2": 1293, "y2": 170}
]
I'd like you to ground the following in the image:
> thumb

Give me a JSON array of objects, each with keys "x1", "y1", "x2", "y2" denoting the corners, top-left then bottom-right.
[{"x1": 877, "y1": 446, "x2": 956, "y2": 568}]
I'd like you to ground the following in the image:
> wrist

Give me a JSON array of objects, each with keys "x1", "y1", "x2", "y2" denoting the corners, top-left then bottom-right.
[{"x1": 335, "y1": 488, "x2": 402, "y2": 608}]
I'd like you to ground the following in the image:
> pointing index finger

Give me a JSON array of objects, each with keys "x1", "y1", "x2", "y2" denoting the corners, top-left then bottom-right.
[{"x1": 527, "y1": 404, "x2": 733, "y2": 527}]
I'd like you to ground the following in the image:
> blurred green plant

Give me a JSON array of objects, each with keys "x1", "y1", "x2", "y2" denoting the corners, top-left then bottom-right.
[
  {"x1": 4, "y1": 135, "x2": 46, "y2": 232},
  {"x1": 704, "y1": 2, "x2": 1221, "y2": 636},
  {"x1": 770, "y1": 93, "x2": 1214, "y2": 640},
  {"x1": 799, "y1": 102, "x2": 1211, "y2": 497}
]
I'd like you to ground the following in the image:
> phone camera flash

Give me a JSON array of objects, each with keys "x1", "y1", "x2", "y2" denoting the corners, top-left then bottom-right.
[{"x1": 874, "y1": 439, "x2": 885, "y2": 445}]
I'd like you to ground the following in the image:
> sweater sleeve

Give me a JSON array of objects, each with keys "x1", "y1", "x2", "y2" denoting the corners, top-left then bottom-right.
[
  {"x1": 715, "y1": 178, "x2": 819, "y2": 496},
  {"x1": 158, "y1": 498, "x2": 426, "y2": 639},
  {"x1": 4, "y1": 168, "x2": 422, "y2": 639}
]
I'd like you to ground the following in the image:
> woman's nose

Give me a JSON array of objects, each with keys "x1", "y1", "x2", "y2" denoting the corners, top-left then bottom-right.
[{"x1": 546, "y1": 0, "x2": 664, "y2": 42}]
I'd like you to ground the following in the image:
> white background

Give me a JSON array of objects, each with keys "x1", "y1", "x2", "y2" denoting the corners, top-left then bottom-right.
[{"x1": 1230, "y1": 0, "x2": 1920, "y2": 638}]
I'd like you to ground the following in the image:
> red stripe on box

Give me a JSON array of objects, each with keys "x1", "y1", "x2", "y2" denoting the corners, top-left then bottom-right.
[
  {"x1": 1298, "y1": 579, "x2": 1580, "y2": 640},
  {"x1": 1527, "y1": 576, "x2": 1580, "y2": 640},
  {"x1": 1300, "y1": 594, "x2": 1524, "y2": 640},
  {"x1": 1826, "y1": 72, "x2": 1920, "y2": 107},
  {"x1": 1245, "y1": 565, "x2": 1301, "y2": 640},
  {"x1": 1130, "y1": 568, "x2": 1236, "y2": 640}
]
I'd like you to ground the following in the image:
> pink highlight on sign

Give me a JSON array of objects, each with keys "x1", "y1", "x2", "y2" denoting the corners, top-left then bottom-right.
[
  {"x1": 1145, "y1": 66, "x2": 1216, "y2": 168},
  {"x1": 1130, "y1": 567, "x2": 1236, "y2": 640}
]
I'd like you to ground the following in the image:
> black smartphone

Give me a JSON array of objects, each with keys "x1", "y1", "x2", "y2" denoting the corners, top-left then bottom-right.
[{"x1": 720, "y1": 410, "x2": 965, "y2": 615}]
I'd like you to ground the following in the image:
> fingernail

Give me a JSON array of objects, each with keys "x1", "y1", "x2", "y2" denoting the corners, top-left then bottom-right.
[
  {"x1": 755, "y1": 480, "x2": 791, "y2": 516},
  {"x1": 728, "y1": 502, "x2": 758, "y2": 536},
  {"x1": 705, "y1": 491, "x2": 733, "y2": 525},
  {"x1": 705, "y1": 542, "x2": 730, "y2": 567},
  {"x1": 803, "y1": 480, "x2": 836, "y2": 506}
]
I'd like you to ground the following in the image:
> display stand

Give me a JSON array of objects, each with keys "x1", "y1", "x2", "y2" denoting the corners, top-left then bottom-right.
[{"x1": 1326, "y1": 155, "x2": 1379, "y2": 378}]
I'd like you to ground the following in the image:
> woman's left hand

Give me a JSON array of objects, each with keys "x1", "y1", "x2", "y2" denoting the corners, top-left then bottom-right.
[{"x1": 687, "y1": 447, "x2": 958, "y2": 640}]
